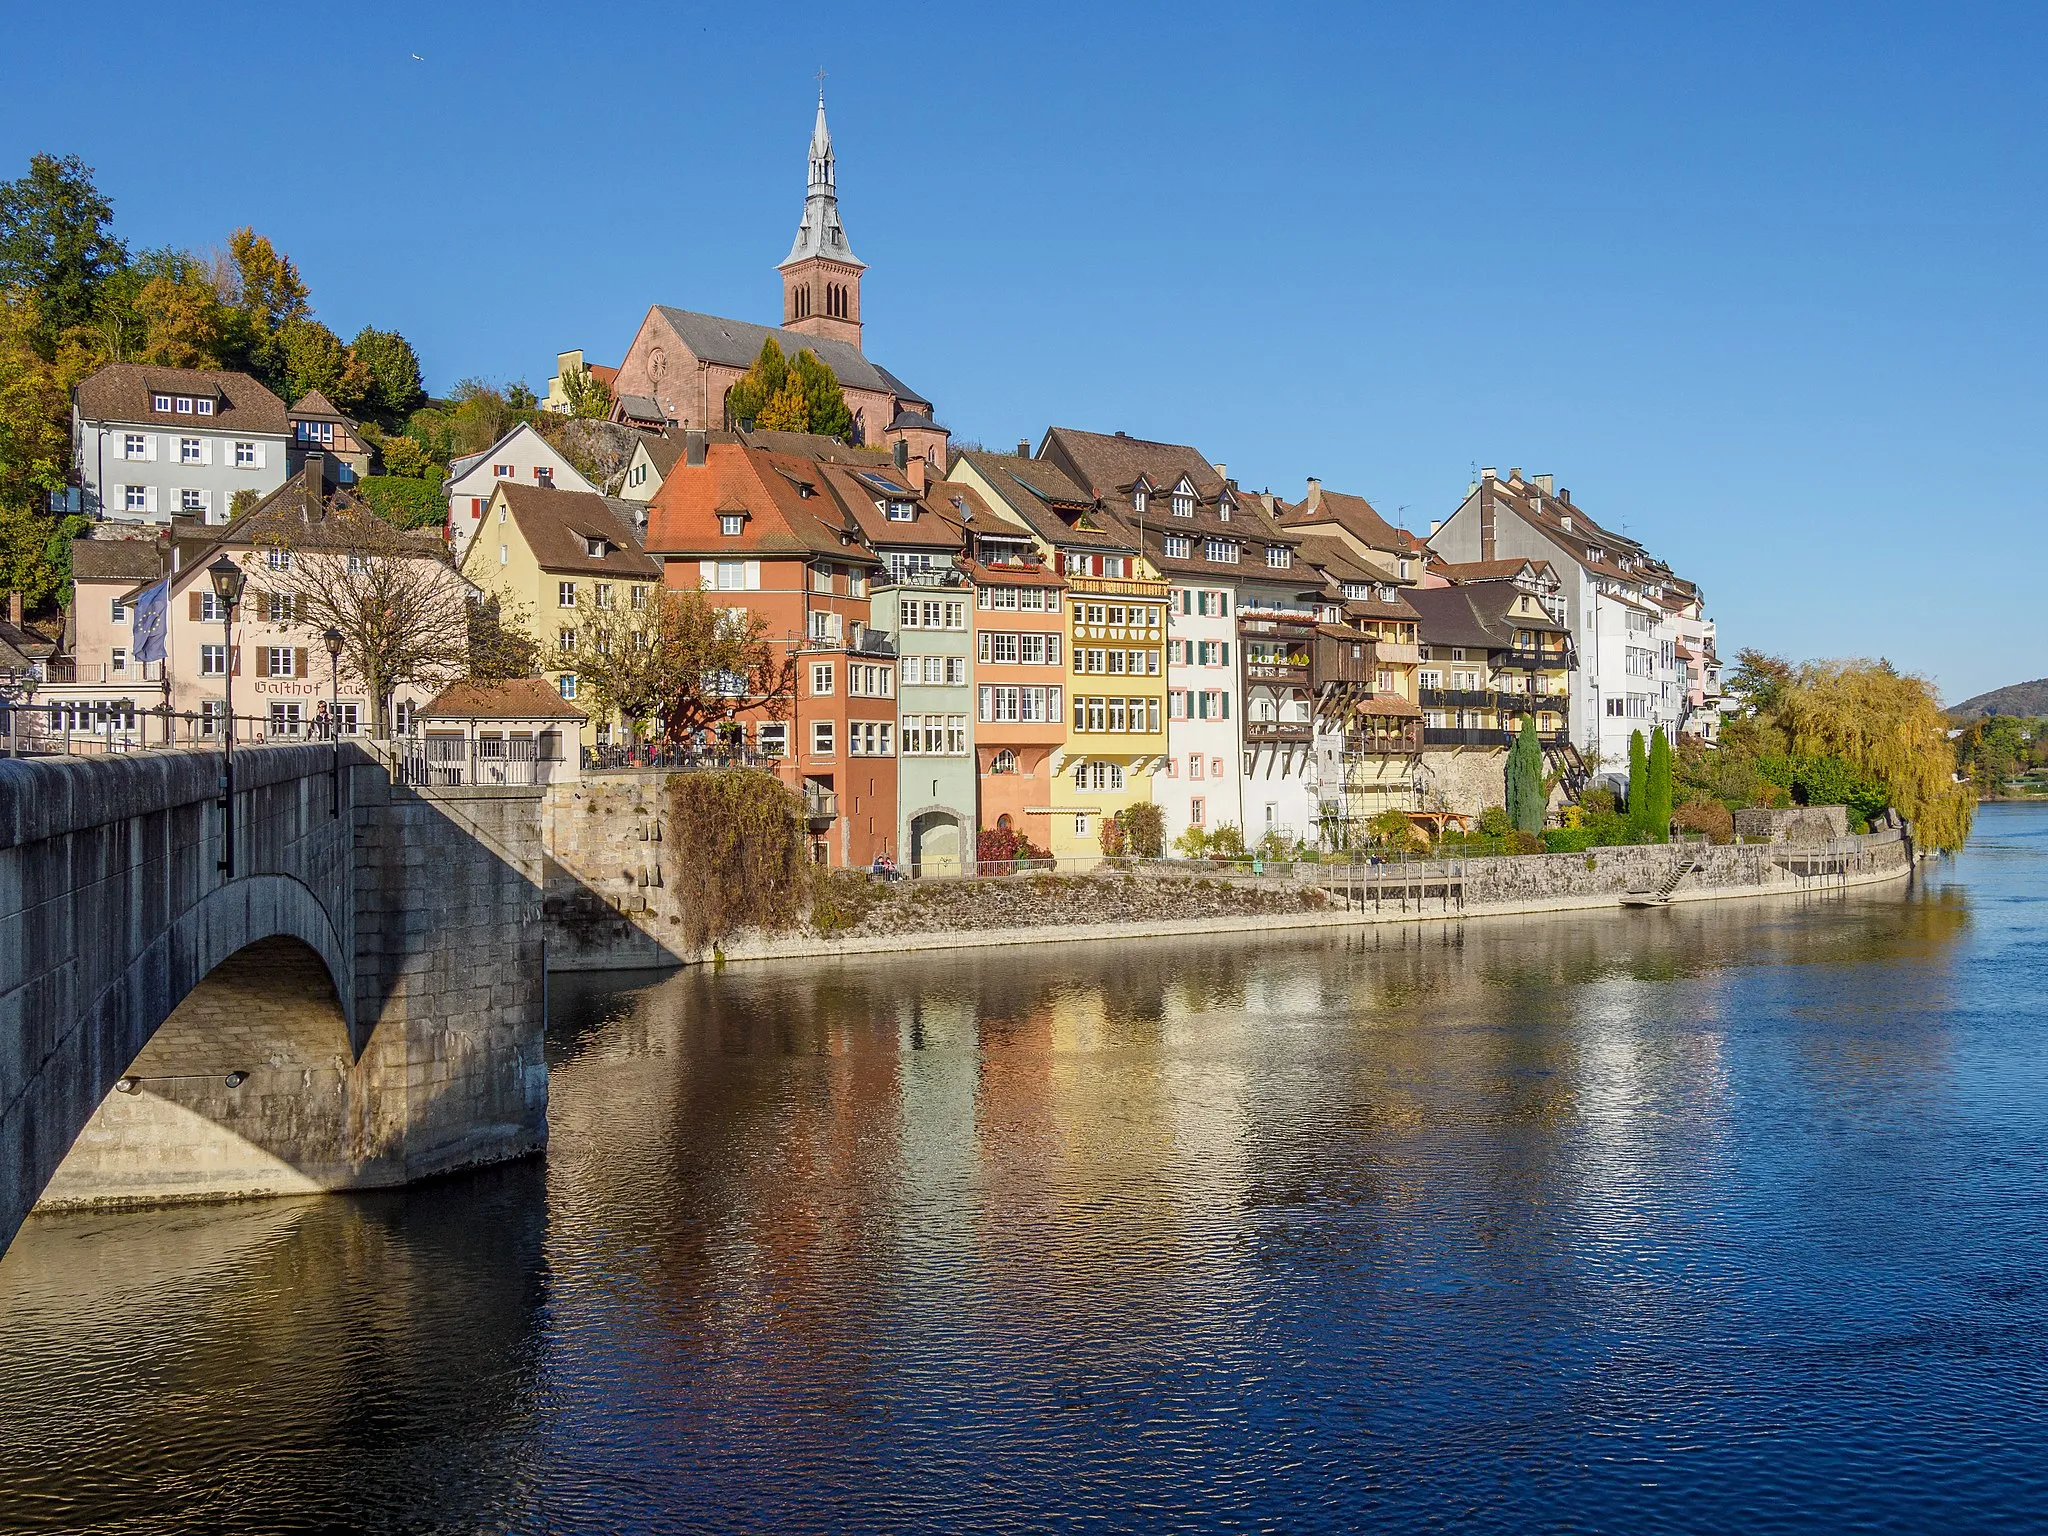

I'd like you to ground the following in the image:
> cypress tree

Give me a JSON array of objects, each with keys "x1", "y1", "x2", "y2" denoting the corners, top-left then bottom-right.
[
  {"x1": 1627, "y1": 729, "x2": 1649, "y2": 835},
  {"x1": 1647, "y1": 727, "x2": 1675, "y2": 841},
  {"x1": 1506, "y1": 716, "x2": 1547, "y2": 834}
]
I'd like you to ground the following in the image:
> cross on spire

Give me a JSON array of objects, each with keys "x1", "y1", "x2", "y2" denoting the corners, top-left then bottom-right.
[{"x1": 816, "y1": 65, "x2": 826, "y2": 103}]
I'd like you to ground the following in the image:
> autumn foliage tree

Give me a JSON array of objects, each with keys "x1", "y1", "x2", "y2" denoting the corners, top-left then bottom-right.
[
  {"x1": 257, "y1": 491, "x2": 469, "y2": 736},
  {"x1": 564, "y1": 583, "x2": 796, "y2": 745}
]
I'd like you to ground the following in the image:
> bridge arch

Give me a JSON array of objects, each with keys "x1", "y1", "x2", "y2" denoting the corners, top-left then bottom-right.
[
  {"x1": 1, "y1": 742, "x2": 550, "y2": 1260},
  {"x1": 6, "y1": 872, "x2": 356, "y2": 1240}
]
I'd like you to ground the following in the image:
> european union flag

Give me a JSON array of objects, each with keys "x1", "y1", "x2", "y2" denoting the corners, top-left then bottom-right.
[{"x1": 132, "y1": 579, "x2": 169, "y2": 665}]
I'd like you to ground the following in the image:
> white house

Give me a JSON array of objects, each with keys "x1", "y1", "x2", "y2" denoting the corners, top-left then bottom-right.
[
  {"x1": 1427, "y1": 468, "x2": 1699, "y2": 775},
  {"x1": 445, "y1": 423, "x2": 598, "y2": 563},
  {"x1": 73, "y1": 365, "x2": 290, "y2": 526}
]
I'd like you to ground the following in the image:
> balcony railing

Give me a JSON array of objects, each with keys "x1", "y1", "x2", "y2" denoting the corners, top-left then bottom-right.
[
  {"x1": 1245, "y1": 719, "x2": 1314, "y2": 743},
  {"x1": 1501, "y1": 645, "x2": 1576, "y2": 670},
  {"x1": 1245, "y1": 660, "x2": 1311, "y2": 683},
  {"x1": 803, "y1": 789, "x2": 838, "y2": 827},
  {"x1": 1419, "y1": 686, "x2": 1570, "y2": 711},
  {"x1": 1422, "y1": 727, "x2": 1572, "y2": 748}
]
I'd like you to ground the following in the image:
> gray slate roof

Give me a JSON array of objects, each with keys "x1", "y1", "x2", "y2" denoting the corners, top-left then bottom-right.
[{"x1": 654, "y1": 307, "x2": 928, "y2": 409}]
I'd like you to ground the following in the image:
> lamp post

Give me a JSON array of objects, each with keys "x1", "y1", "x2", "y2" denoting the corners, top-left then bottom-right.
[
  {"x1": 324, "y1": 626, "x2": 342, "y2": 818},
  {"x1": 208, "y1": 556, "x2": 245, "y2": 877}
]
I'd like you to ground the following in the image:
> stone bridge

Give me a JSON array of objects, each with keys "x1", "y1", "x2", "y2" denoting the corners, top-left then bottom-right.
[{"x1": 0, "y1": 743, "x2": 550, "y2": 1256}]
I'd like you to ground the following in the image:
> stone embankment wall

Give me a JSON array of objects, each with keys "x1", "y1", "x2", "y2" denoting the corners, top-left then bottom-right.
[
  {"x1": 539, "y1": 775, "x2": 685, "y2": 969},
  {"x1": 530, "y1": 771, "x2": 1913, "y2": 973},
  {"x1": 1458, "y1": 828, "x2": 1908, "y2": 913}
]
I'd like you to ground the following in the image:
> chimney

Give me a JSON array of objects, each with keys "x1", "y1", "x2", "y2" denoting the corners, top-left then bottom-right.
[
  {"x1": 893, "y1": 439, "x2": 909, "y2": 470},
  {"x1": 1016, "y1": 439, "x2": 1030, "y2": 458},
  {"x1": 304, "y1": 452, "x2": 326, "y2": 492},
  {"x1": 1508, "y1": 467, "x2": 1522, "y2": 483},
  {"x1": 1533, "y1": 473, "x2": 1554, "y2": 493},
  {"x1": 1429, "y1": 520, "x2": 1443, "y2": 536},
  {"x1": 684, "y1": 429, "x2": 707, "y2": 467},
  {"x1": 1305, "y1": 476, "x2": 1322, "y2": 502},
  {"x1": 906, "y1": 456, "x2": 928, "y2": 494},
  {"x1": 6, "y1": 591, "x2": 20, "y2": 628},
  {"x1": 1481, "y1": 466, "x2": 1496, "y2": 481},
  {"x1": 1212, "y1": 462, "x2": 1226, "y2": 481},
  {"x1": 1560, "y1": 488, "x2": 1571, "y2": 504}
]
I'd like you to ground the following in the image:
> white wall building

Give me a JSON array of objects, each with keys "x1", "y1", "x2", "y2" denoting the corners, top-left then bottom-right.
[
  {"x1": 1427, "y1": 468, "x2": 1701, "y2": 777},
  {"x1": 445, "y1": 424, "x2": 599, "y2": 563},
  {"x1": 72, "y1": 366, "x2": 289, "y2": 526}
]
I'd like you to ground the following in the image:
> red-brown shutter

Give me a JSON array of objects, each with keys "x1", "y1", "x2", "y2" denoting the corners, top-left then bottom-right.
[
  {"x1": 295, "y1": 648, "x2": 307, "y2": 678},
  {"x1": 188, "y1": 591, "x2": 202, "y2": 620},
  {"x1": 231, "y1": 647, "x2": 240, "y2": 676},
  {"x1": 257, "y1": 649, "x2": 271, "y2": 678}
]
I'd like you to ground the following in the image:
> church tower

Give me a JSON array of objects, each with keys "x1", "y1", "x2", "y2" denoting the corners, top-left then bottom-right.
[{"x1": 779, "y1": 87, "x2": 865, "y2": 351}]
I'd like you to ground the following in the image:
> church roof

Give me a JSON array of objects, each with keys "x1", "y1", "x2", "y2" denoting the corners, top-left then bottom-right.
[
  {"x1": 781, "y1": 93, "x2": 862, "y2": 270},
  {"x1": 652, "y1": 306, "x2": 923, "y2": 408}
]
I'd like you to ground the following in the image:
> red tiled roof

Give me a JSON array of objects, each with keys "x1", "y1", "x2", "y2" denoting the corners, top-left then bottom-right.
[{"x1": 417, "y1": 677, "x2": 587, "y2": 720}]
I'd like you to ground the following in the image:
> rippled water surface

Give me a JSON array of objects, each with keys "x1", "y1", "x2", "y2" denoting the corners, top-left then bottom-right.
[{"x1": 5, "y1": 806, "x2": 2048, "y2": 1533}]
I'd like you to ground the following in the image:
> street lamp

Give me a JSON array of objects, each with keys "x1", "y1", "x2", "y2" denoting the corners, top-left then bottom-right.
[
  {"x1": 208, "y1": 556, "x2": 245, "y2": 877},
  {"x1": 324, "y1": 626, "x2": 343, "y2": 817}
]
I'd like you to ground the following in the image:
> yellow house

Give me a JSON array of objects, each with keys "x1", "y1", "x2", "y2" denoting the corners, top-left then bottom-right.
[
  {"x1": 947, "y1": 449, "x2": 1168, "y2": 867},
  {"x1": 456, "y1": 481, "x2": 659, "y2": 747}
]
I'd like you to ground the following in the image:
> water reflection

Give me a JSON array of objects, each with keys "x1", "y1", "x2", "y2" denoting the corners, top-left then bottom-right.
[{"x1": 4, "y1": 812, "x2": 2043, "y2": 1535}]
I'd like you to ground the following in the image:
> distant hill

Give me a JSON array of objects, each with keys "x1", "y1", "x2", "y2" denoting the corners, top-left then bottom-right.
[{"x1": 1950, "y1": 679, "x2": 2048, "y2": 720}]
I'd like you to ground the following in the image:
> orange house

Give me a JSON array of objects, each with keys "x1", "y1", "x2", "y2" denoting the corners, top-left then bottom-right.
[
  {"x1": 962, "y1": 522, "x2": 1067, "y2": 854},
  {"x1": 642, "y1": 437, "x2": 897, "y2": 868}
]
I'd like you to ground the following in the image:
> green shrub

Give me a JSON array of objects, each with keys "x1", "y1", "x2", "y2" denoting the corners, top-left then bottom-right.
[
  {"x1": 1543, "y1": 826, "x2": 1601, "y2": 854},
  {"x1": 1116, "y1": 802, "x2": 1166, "y2": 859},
  {"x1": 355, "y1": 474, "x2": 446, "y2": 530},
  {"x1": 1505, "y1": 830, "x2": 1545, "y2": 855},
  {"x1": 1477, "y1": 805, "x2": 1513, "y2": 837}
]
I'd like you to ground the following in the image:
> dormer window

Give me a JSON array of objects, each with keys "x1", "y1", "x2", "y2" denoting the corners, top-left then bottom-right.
[
  {"x1": 1266, "y1": 546, "x2": 1290, "y2": 569},
  {"x1": 885, "y1": 500, "x2": 915, "y2": 522},
  {"x1": 175, "y1": 396, "x2": 193, "y2": 413},
  {"x1": 1164, "y1": 533, "x2": 1192, "y2": 559},
  {"x1": 1376, "y1": 584, "x2": 1395, "y2": 603},
  {"x1": 152, "y1": 393, "x2": 172, "y2": 412},
  {"x1": 720, "y1": 514, "x2": 745, "y2": 537},
  {"x1": 584, "y1": 536, "x2": 609, "y2": 558},
  {"x1": 1132, "y1": 489, "x2": 1148, "y2": 514},
  {"x1": 195, "y1": 397, "x2": 213, "y2": 415},
  {"x1": 1171, "y1": 492, "x2": 1193, "y2": 518}
]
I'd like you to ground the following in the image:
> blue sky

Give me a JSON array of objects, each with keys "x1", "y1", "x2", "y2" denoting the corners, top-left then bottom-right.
[{"x1": 4, "y1": 1, "x2": 2039, "y2": 699}]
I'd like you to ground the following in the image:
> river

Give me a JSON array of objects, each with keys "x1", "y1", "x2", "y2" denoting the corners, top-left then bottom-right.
[{"x1": 2, "y1": 805, "x2": 2045, "y2": 1534}]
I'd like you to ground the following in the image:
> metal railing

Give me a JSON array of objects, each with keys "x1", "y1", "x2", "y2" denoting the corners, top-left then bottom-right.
[
  {"x1": 581, "y1": 742, "x2": 782, "y2": 773},
  {"x1": 395, "y1": 734, "x2": 565, "y2": 788},
  {"x1": 0, "y1": 702, "x2": 352, "y2": 757}
]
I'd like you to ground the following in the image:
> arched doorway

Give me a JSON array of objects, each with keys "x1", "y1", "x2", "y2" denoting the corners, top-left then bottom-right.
[{"x1": 909, "y1": 811, "x2": 962, "y2": 878}]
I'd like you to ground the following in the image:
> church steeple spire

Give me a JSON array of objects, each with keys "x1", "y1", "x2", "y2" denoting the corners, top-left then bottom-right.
[{"x1": 780, "y1": 80, "x2": 864, "y2": 350}]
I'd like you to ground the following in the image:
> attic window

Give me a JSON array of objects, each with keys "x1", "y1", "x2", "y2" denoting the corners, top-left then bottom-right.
[
  {"x1": 885, "y1": 500, "x2": 915, "y2": 522},
  {"x1": 152, "y1": 393, "x2": 172, "y2": 412},
  {"x1": 175, "y1": 397, "x2": 193, "y2": 414},
  {"x1": 720, "y1": 514, "x2": 745, "y2": 537},
  {"x1": 1377, "y1": 584, "x2": 1395, "y2": 603},
  {"x1": 585, "y1": 536, "x2": 609, "y2": 558},
  {"x1": 1266, "y1": 546, "x2": 1290, "y2": 569},
  {"x1": 1132, "y1": 490, "x2": 1147, "y2": 514},
  {"x1": 1171, "y1": 492, "x2": 1193, "y2": 518},
  {"x1": 195, "y1": 398, "x2": 213, "y2": 415}
]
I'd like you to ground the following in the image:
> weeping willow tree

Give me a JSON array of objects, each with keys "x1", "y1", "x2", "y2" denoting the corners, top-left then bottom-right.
[{"x1": 1772, "y1": 659, "x2": 1974, "y2": 852}]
